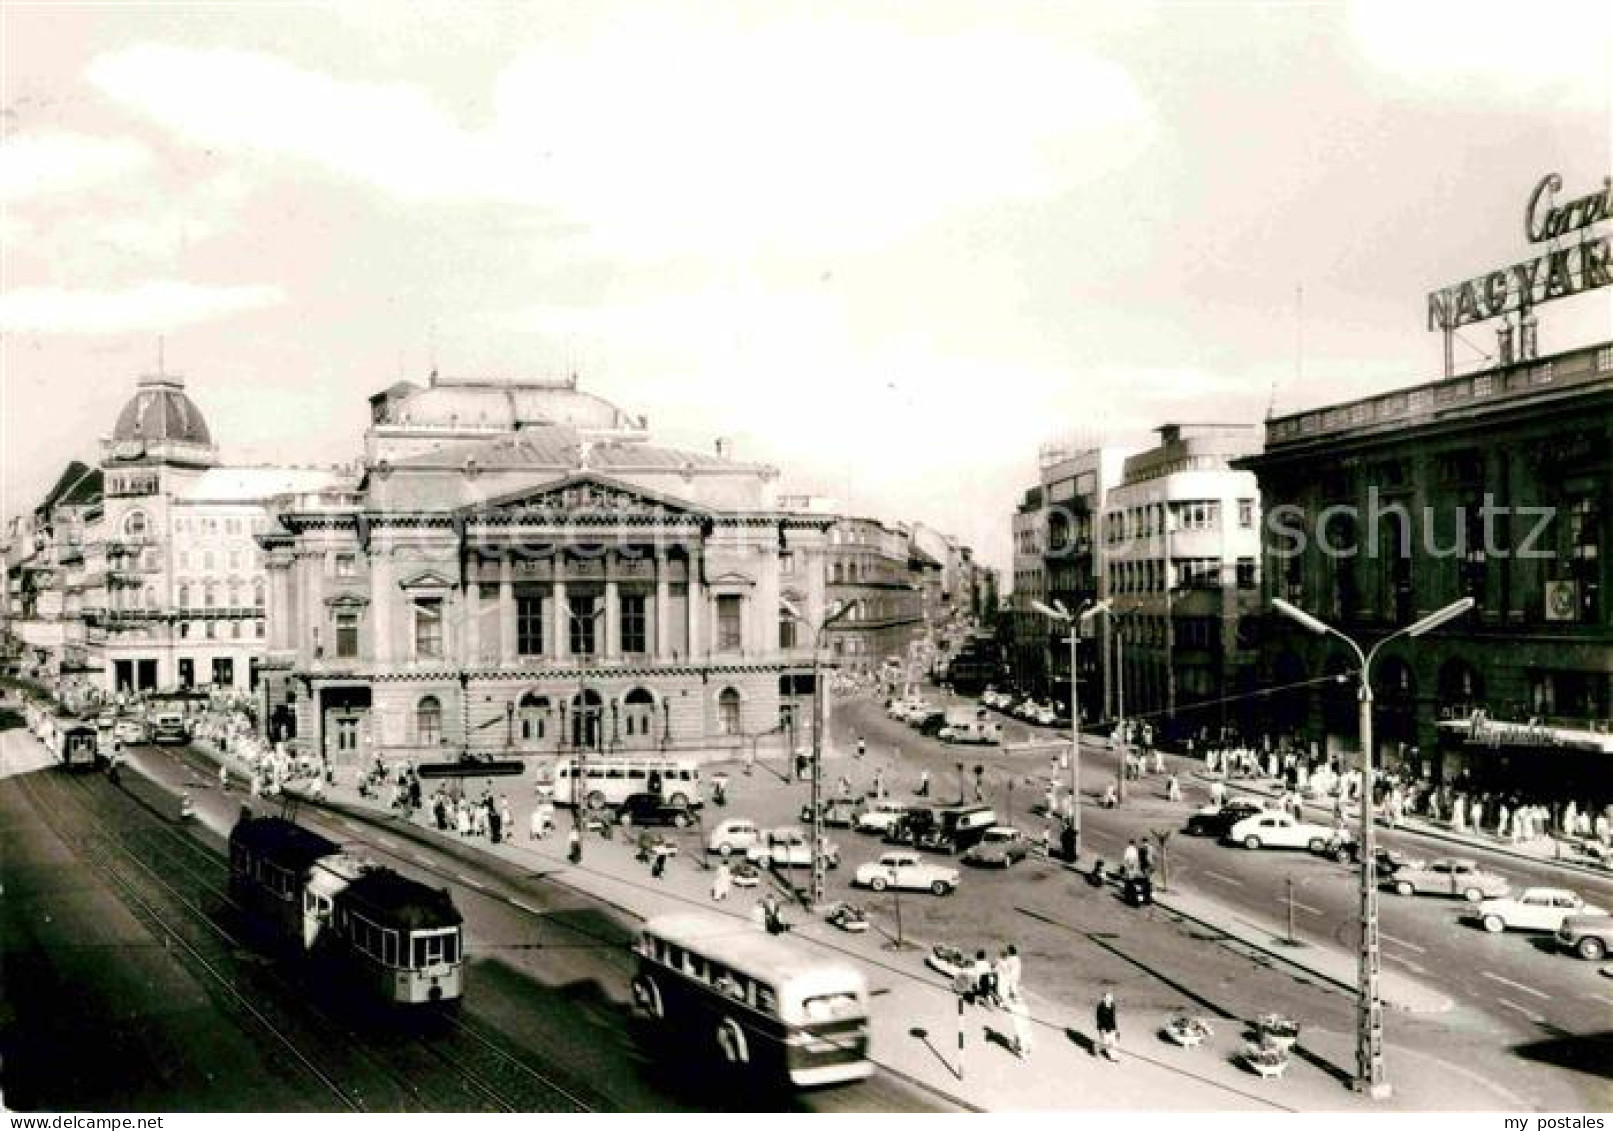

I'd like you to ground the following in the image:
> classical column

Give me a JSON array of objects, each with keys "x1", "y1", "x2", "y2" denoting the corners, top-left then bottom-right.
[
  {"x1": 498, "y1": 556, "x2": 514, "y2": 662},
  {"x1": 604, "y1": 555, "x2": 621, "y2": 659},
  {"x1": 552, "y1": 571, "x2": 568, "y2": 659},
  {"x1": 654, "y1": 548, "x2": 671, "y2": 659},
  {"x1": 465, "y1": 576, "x2": 481, "y2": 661},
  {"x1": 687, "y1": 547, "x2": 704, "y2": 659}
]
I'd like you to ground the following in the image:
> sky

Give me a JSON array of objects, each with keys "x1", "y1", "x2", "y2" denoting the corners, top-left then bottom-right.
[{"x1": 3, "y1": 0, "x2": 1610, "y2": 574}]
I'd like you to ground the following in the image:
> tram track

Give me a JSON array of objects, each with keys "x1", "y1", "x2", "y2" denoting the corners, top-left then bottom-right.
[{"x1": 27, "y1": 767, "x2": 596, "y2": 1112}]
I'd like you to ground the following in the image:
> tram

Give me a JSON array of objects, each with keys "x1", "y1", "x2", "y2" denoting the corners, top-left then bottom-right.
[
  {"x1": 53, "y1": 719, "x2": 103, "y2": 770},
  {"x1": 228, "y1": 813, "x2": 465, "y2": 1007}
]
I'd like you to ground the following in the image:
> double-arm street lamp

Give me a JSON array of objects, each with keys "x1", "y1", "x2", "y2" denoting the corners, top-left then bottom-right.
[
  {"x1": 1030, "y1": 598, "x2": 1110, "y2": 858},
  {"x1": 782, "y1": 597, "x2": 853, "y2": 908},
  {"x1": 1272, "y1": 595, "x2": 1473, "y2": 1099}
]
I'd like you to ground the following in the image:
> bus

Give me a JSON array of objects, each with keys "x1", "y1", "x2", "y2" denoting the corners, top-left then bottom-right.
[
  {"x1": 150, "y1": 710, "x2": 190, "y2": 745},
  {"x1": 631, "y1": 912, "x2": 871, "y2": 1087},
  {"x1": 550, "y1": 756, "x2": 702, "y2": 811}
]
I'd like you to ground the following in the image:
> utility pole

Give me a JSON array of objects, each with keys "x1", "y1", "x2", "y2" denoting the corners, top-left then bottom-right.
[{"x1": 784, "y1": 597, "x2": 851, "y2": 910}]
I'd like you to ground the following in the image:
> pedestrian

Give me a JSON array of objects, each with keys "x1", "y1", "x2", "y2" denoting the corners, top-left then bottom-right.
[
  {"x1": 219, "y1": 761, "x2": 229, "y2": 793},
  {"x1": 997, "y1": 944, "x2": 1022, "y2": 1000},
  {"x1": 1210, "y1": 780, "x2": 1226, "y2": 807},
  {"x1": 712, "y1": 860, "x2": 732, "y2": 901},
  {"x1": 651, "y1": 844, "x2": 668, "y2": 879},
  {"x1": 1095, "y1": 991, "x2": 1119, "y2": 1060},
  {"x1": 1122, "y1": 839, "x2": 1140, "y2": 878},
  {"x1": 856, "y1": 735, "x2": 866, "y2": 760},
  {"x1": 531, "y1": 800, "x2": 553, "y2": 839},
  {"x1": 500, "y1": 795, "x2": 513, "y2": 836},
  {"x1": 1140, "y1": 840, "x2": 1156, "y2": 878},
  {"x1": 1166, "y1": 773, "x2": 1181, "y2": 803},
  {"x1": 567, "y1": 825, "x2": 582, "y2": 864},
  {"x1": 971, "y1": 950, "x2": 998, "y2": 1007},
  {"x1": 1042, "y1": 823, "x2": 1054, "y2": 858},
  {"x1": 1005, "y1": 988, "x2": 1034, "y2": 1057},
  {"x1": 917, "y1": 770, "x2": 930, "y2": 797},
  {"x1": 873, "y1": 768, "x2": 885, "y2": 799},
  {"x1": 1152, "y1": 748, "x2": 1165, "y2": 775}
]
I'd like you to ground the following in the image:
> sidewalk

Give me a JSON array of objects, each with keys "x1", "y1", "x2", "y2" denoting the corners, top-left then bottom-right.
[
  {"x1": 181, "y1": 729, "x2": 1500, "y2": 1111},
  {"x1": 1195, "y1": 770, "x2": 1613, "y2": 882}
]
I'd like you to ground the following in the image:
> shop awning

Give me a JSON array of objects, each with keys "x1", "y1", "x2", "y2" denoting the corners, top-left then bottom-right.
[{"x1": 1437, "y1": 718, "x2": 1613, "y2": 755}]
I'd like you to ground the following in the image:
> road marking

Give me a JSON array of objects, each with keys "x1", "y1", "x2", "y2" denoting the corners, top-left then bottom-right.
[
  {"x1": 1379, "y1": 932, "x2": 1426, "y2": 953},
  {"x1": 453, "y1": 872, "x2": 486, "y2": 890},
  {"x1": 1495, "y1": 997, "x2": 1546, "y2": 1023},
  {"x1": 1480, "y1": 970, "x2": 1550, "y2": 1000},
  {"x1": 1290, "y1": 900, "x2": 1324, "y2": 916},
  {"x1": 1385, "y1": 953, "x2": 1428, "y2": 975},
  {"x1": 1203, "y1": 870, "x2": 1244, "y2": 888}
]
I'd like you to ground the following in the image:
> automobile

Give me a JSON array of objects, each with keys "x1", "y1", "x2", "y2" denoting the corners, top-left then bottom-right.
[
  {"x1": 886, "y1": 698, "x2": 931, "y2": 723},
  {"x1": 746, "y1": 826, "x2": 841, "y2": 869},
  {"x1": 962, "y1": 826, "x2": 1031, "y2": 868},
  {"x1": 799, "y1": 797, "x2": 862, "y2": 828},
  {"x1": 887, "y1": 805, "x2": 999, "y2": 854},
  {"x1": 706, "y1": 817, "x2": 763, "y2": 857},
  {"x1": 825, "y1": 902, "x2": 870, "y2": 933},
  {"x1": 980, "y1": 689, "x2": 1008, "y2": 710},
  {"x1": 915, "y1": 711, "x2": 949, "y2": 738},
  {"x1": 1023, "y1": 702, "x2": 1059, "y2": 727},
  {"x1": 1227, "y1": 811, "x2": 1337, "y2": 851},
  {"x1": 854, "y1": 851, "x2": 960, "y2": 895},
  {"x1": 1184, "y1": 799, "x2": 1268, "y2": 838},
  {"x1": 616, "y1": 792, "x2": 698, "y2": 829},
  {"x1": 1387, "y1": 858, "x2": 1508, "y2": 902},
  {"x1": 1468, "y1": 888, "x2": 1606, "y2": 934},
  {"x1": 113, "y1": 718, "x2": 148, "y2": 744},
  {"x1": 854, "y1": 799, "x2": 913, "y2": 835},
  {"x1": 1313, "y1": 830, "x2": 1408, "y2": 873},
  {"x1": 1556, "y1": 912, "x2": 1613, "y2": 960}
]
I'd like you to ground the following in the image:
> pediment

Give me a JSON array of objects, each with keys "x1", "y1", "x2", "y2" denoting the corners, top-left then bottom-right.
[
  {"x1": 398, "y1": 569, "x2": 454, "y2": 591},
  {"x1": 472, "y1": 473, "x2": 703, "y2": 521},
  {"x1": 708, "y1": 570, "x2": 757, "y2": 589},
  {"x1": 324, "y1": 591, "x2": 371, "y2": 608}
]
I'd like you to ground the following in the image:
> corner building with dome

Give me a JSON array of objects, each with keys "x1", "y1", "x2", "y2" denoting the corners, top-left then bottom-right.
[{"x1": 259, "y1": 374, "x2": 838, "y2": 768}]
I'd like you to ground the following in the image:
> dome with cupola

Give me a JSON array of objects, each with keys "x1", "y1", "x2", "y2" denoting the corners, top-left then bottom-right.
[{"x1": 108, "y1": 374, "x2": 216, "y2": 461}]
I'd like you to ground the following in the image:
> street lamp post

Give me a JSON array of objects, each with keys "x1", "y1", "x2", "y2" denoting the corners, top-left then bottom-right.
[
  {"x1": 783, "y1": 598, "x2": 852, "y2": 909},
  {"x1": 565, "y1": 601, "x2": 608, "y2": 862},
  {"x1": 1273, "y1": 595, "x2": 1472, "y2": 1099},
  {"x1": 1031, "y1": 598, "x2": 1109, "y2": 859}
]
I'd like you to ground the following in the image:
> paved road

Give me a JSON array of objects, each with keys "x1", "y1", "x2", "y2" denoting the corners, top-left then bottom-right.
[
  {"x1": 825, "y1": 695, "x2": 1613, "y2": 1106},
  {"x1": 126, "y1": 739, "x2": 953, "y2": 1113}
]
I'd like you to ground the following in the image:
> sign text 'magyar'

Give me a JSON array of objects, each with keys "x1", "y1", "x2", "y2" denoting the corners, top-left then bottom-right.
[{"x1": 1427, "y1": 172, "x2": 1612, "y2": 332}]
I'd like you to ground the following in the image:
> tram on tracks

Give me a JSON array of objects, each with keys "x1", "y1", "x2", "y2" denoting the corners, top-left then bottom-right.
[
  {"x1": 228, "y1": 812, "x2": 465, "y2": 1007},
  {"x1": 52, "y1": 719, "x2": 104, "y2": 771}
]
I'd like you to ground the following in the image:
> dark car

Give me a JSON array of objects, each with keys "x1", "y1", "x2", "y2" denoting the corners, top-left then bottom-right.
[
  {"x1": 1184, "y1": 800, "x2": 1266, "y2": 838},
  {"x1": 617, "y1": 792, "x2": 697, "y2": 829},
  {"x1": 799, "y1": 797, "x2": 862, "y2": 828},
  {"x1": 916, "y1": 711, "x2": 948, "y2": 738}
]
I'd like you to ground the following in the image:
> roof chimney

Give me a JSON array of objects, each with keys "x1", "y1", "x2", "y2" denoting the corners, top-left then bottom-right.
[{"x1": 715, "y1": 437, "x2": 730, "y2": 460}]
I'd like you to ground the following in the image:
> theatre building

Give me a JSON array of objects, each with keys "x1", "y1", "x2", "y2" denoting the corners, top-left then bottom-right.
[
  {"x1": 260, "y1": 375, "x2": 835, "y2": 767},
  {"x1": 1238, "y1": 340, "x2": 1613, "y2": 801}
]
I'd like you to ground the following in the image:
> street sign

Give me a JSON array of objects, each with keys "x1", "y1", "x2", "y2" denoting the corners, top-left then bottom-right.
[{"x1": 417, "y1": 759, "x2": 526, "y2": 779}]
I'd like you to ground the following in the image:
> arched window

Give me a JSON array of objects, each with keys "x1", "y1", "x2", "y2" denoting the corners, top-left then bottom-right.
[
  {"x1": 416, "y1": 696, "x2": 443, "y2": 746},
  {"x1": 624, "y1": 687, "x2": 655, "y2": 740},
  {"x1": 518, "y1": 692, "x2": 549, "y2": 743},
  {"x1": 123, "y1": 510, "x2": 148, "y2": 539},
  {"x1": 718, "y1": 687, "x2": 742, "y2": 736}
]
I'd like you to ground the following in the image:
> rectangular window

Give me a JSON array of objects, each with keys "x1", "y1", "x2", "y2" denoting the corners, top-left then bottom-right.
[
  {"x1": 212, "y1": 657, "x2": 233, "y2": 686},
  {"x1": 717, "y1": 595, "x2": 743, "y2": 652},
  {"x1": 620, "y1": 592, "x2": 647, "y2": 654},
  {"x1": 779, "y1": 551, "x2": 795, "y2": 576},
  {"x1": 415, "y1": 597, "x2": 444, "y2": 658},
  {"x1": 1236, "y1": 557, "x2": 1257, "y2": 590},
  {"x1": 335, "y1": 553, "x2": 357, "y2": 578},
  {"x1": 516, "y1": 590, "x2": 544, "y2": 655},
  {"x1": 1238, "y1": 500, "x2": 1255, "y2": 528},
  {"x1": 336, "y1": 610, "x2": 360, "y2": 658},
  {"x1": 569, "y1": 594, "x2": 598, "y2": 655}
]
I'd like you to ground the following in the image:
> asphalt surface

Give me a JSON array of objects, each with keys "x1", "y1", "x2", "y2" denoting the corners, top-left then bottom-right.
[
  {"x1": 821, "y1": 694, "x2": 1613, "y2": 1107},
  {"x1": 98, "y1": 736, "x2": 954, "y2": 1113}
]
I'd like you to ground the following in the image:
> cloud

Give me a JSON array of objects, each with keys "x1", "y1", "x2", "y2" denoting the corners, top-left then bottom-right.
[
  {"x1": 87, "y1": 21, "x2": 1151, "y2": 255},
  {"x1": 0, "y1": 132, "x2": 153, "y2": 202},
  {"x1": 0, "y1": 280, "x2": 285, "y2": 334},
  {"x1": 1350, "y1": 0, "x2": 1612, "y2": 108}
]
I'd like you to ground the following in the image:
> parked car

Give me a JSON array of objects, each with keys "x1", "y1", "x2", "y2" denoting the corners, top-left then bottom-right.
[
  {"x1": 1226, "y1": 811, "x2": 1336, "y2": 851},
  {"x1": 616, "y1": 792, "x2": 697, "y2": 829},
  {"x1": 915, "y1": 711, "x2": 949, "y2": 737},
  {"x1": 1556, "y1": 912, "x2": 1613, "y2": 960},
  {"x1": 706, "y1": 817, "x2": 763, "y2": 857},
  {"x1": 962, "y1": 826, "x2": 1031, "y2": 868},
  {"x1": 854, "y1": 800, "x2": 913, "y2": 835},
  {"x1": 854, "y1": 851, "x2": 960, "y2": 895},
  {"x1": 747, "y1": 826, "x2": 840, "y2": 869},
  {"x1": 1184, "y1": 799, "x2": 1266, "y2": 838},
  {"x1": 1387, "y1": 858, "x2": 1508, "y2": 902},
  {"x1": 1023, "y1": 702, "x2": 1059, "y2": 727},
  {"x1": 799, "y1": 797, "x2": 862, "y2": 828},
  {"x1": 1469, "y1": 888, "x2": 1606, "y2": 934}
]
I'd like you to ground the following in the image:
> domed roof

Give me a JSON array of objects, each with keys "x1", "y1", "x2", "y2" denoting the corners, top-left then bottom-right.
[{"x1": 112, "y1": 375, "x2": 213, "y2": 449}]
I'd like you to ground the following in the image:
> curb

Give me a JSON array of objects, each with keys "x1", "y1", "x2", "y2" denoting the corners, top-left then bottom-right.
[{"x1": 1194, "y1": 772, "x2": 1612, "y2": 881}]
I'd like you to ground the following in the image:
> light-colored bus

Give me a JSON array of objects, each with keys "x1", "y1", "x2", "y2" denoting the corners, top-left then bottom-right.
[
  {"x1": 150, "y1": 709, "x2": 190, "y2": 745},
  {"x1": 631, "y1": 912, "x2": 872, "y2": 1087},
  {"x1": 551, "y1": 756, "x2": 702, "y2": 811}
]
